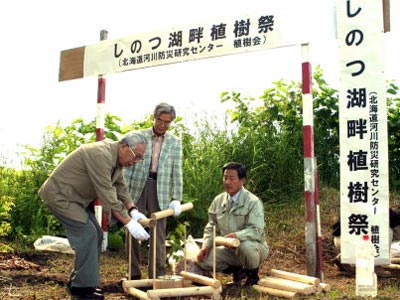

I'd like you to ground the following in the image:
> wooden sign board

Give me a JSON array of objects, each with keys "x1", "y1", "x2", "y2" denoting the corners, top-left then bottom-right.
[
  {"x1": 59, "y1": 12, "x2": 306, "y2": 81},
  {"x1": 59, "y1": 47, "x2": 85, "y2": 81}
]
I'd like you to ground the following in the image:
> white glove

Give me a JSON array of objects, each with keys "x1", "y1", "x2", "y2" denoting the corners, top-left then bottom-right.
[
  {"x1": 125, "y1": 219, "x2": 150, "y2": 241},
  {"x1": 130, "y1": 208, "x2": 147, "y2": 222},
  {"x1": 169, "y1": 200, "x2": 182, "y2": 216}
]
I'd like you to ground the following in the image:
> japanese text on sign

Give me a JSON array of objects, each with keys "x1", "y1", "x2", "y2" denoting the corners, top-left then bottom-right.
[
  {"x1": 83, "y1": 13, "x2": 298, "y2": 77},
  {"x1": 336, "y1": 0, "x2": 390, "y2": 265}
]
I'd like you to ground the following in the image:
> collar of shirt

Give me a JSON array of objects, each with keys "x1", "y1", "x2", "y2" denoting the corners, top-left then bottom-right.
[
  {"x1": 229, "y1": 189, "x2": 242, "y2": 205},
  {"x1": 152, "y1": 128, "x2": 165, "y2": 138}
]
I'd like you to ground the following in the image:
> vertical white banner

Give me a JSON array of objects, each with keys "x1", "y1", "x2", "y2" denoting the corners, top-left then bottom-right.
[{"x1": 337, "y1": 0, "x2": 390, "y2": 265}]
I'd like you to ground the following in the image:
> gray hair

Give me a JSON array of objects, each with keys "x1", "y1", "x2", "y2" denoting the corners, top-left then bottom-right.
[
  {"x1": 120, "y1": 132, "x2": 148, "y2": 148},
  {"x1": 154, "y1": 103, "x2": 176, "y2": 120}
]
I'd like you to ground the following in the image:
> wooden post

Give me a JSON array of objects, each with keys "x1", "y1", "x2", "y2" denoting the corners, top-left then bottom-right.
[
  {"x1": 213, "y1": 226, "x2": 216, "y2": 279},
  {"x1": 184, "y1": 226, "x2": 187, "y2": 272},
  {"x1": 382, "y1": 0, "x2": 390, "y2": 33},
  {"x1": 96, "y1": 29, "x2": 109, "y2": 252},
  {"x1": 301, "y1": 43, "x2": 318, "y2": 278},
  {"x1": 128, "y1": 232, "x2": 132, "y2": 281},
  {"x1": 96, "y1": 29, "x2": 108, "y2": 142},
  {"x1": 153, "y1": 224, "x2": 157, "y2": 286}
]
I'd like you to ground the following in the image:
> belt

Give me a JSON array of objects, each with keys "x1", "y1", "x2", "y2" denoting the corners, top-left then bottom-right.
[{"x1": 148, "y1": 171, "x2": 157, "y2": 180}]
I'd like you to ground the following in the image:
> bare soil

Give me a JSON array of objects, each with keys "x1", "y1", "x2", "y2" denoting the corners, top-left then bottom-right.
[{"x1": 1, "y1": 236, "x2": 400, "y2": 300}]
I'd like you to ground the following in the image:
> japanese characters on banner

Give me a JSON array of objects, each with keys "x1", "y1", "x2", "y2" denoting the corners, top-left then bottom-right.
[
  {"x1": 336, "y1": 0, "x2": 390, "y2": 265},
  {"x1": 83, "y1": 14, "x2": 299, "y2": 77}
]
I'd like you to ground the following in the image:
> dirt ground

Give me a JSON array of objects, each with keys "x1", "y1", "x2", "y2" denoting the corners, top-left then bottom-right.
[{"x1": 1, "y1": 236, "x2": 400, "y2": 300}]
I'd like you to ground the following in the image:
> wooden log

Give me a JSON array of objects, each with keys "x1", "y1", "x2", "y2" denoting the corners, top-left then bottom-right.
[
  {"x1": 138, "y1": 218, "x2": 156, "y2": 228},
  {"x1": 214, "y1": 236, "x2": 240, "y2": 248},
  {"x1": 390, "y1": 257, "x2": 400, "y2": 264},
  {"x1": 151, "y1": 203, "x2": 194, "y2": 220},
  {"x1": 319, "y1": 282, "x2": 331, "y2": 292},
  {"x1": 253, "y1": 284, "x2": 297, "y2": 299},
  {"x1": 269, "y1": 269, "x2": 320, "y2": 286},
  {"x1": 123, "y1": 279, "x2": 154, "y2": 289},
  {"x1": 258, "y1": 277, "x2": 316, "y2": 295},
  {"x1": 382, "y1": 263, "x2": 400, "y2": 270},
  {"x1": 147, "y1": 285, "x2": 217, "y2": 299},
  {"x1": 125, "y1": 286, "x2": 150, "y2": 300},
  {"x1": 180, "y1": 271, "x2": 221, "y2": 288}
]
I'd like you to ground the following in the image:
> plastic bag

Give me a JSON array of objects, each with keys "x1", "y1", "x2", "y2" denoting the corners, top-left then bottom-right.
[
  {"x1": 185, "y1": 234, "x2": 201, "y2": 260},
  {"x1": 391, "y1": 241, "x2": 400, "y2": 258},
  {"x1": 33, "y1": 235, "x2": 74, "y2": 254}
]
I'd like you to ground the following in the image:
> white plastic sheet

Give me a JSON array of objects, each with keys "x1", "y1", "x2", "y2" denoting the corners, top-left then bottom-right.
[{"x1": 33, "y1": 235, "x2": 74, "y2": 254}]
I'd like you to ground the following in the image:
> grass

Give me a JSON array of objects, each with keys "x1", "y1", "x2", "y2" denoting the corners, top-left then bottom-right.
[{"x1": 2, "y1": 187, "x2": 400, "y2": 299}]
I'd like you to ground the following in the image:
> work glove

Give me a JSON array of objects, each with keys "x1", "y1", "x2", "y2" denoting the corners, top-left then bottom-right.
[
  {"x1": 129, "y1": 208, "x2": 147, "y2": 222},
  {"x1": 125, "y1": 219, "x2": 150, "y2": 241},
  {"x1": 169, "y1": 200, "x2": 182, "y2": 216}
]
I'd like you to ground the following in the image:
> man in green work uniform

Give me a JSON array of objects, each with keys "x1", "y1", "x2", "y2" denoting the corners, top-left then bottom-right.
[{"x1": 196, "y1": 162, "x2": 269, "y2": 287}]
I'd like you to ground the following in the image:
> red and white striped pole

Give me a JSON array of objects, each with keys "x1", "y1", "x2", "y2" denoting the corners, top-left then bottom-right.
[
  {"x1": 301, "y1": 43, "x2": 322, "y2": 279},
  {"x1": 94, "y1": 29, "x2": 108, "y2": 252},
  {"x1": 314, "y1": 159, "x2": 323, "y2": 280}
]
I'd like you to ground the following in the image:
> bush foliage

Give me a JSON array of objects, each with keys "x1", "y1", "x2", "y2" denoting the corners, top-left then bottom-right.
[{"x1": 1, "y1": 68, "x2": 399, "y2": 242}]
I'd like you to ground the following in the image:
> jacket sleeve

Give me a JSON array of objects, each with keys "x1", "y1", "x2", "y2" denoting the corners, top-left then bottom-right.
[
  {"x1": 202, "y1": 196, "x2": 221, "y2": 248},
  {"x1": 171, "y1": 138, "x2": 183, "y2": 201},
  {"x1": 115, "y1": 171, "x2": 133, "y2": 207}
]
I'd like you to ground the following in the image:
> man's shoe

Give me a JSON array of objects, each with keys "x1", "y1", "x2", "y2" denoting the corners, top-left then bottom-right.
[
  {"x1": 69, "y1": 286, "x2": 105, "y2": 300},
  {"x1": 68, "y1": 280, "x2": 103, "y2": 294},
  {"x1": 224, "y1": 266, "x2": 246, "y2": 287},
  {"x1": 130, "y1": 274, "x2": 141, "y2": 280},
  {"x1": 243, "y1": 268, "x2": 259, "y2": 287}
]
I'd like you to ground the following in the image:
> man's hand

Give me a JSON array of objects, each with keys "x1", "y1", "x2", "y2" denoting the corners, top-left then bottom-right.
[
  {"x1": 130, "y1": 209, "x2": 147, "y2": 222},
  {"x1": 125, "y1": 220, "x2": 150, "y2": 240},
  {"x1": 169, "y1": 200, "x2": 182, "y2": 216},
  {"x1": 225, "y1": 232, "x2": 237, "y2": 239},
  {"x1": 197, "y1": 247, "x2": 210, "y2": 262}
]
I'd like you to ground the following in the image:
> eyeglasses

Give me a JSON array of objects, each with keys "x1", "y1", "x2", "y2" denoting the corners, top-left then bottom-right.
[
  {"x1": 156, "y1": 117, "x2": 172, "y2": 126},
  {"x1": 128, "y1": 147, "x2": 144, "y2": 161}
]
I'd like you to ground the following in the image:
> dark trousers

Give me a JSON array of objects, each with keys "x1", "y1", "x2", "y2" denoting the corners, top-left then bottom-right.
[
  {"x1": 128, "y1": 178, "x2": 166, "y2": 279},
  {"x1": 51, "y1": 208, "x2": 103, "y2": 287}
]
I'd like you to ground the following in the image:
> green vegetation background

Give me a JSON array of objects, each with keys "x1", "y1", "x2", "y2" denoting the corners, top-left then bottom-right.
[{"x1": 1, "y1": 67, "x2": 399, "y2": 252}]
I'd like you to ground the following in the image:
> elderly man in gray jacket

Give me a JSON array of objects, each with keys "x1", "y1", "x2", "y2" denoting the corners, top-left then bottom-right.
[
  {"x1": 39, "y1": 132, "x2": 150, "y2": 300},
  {"x1": 197, "y1": 162, "x2": 269, "y2": 287}
]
